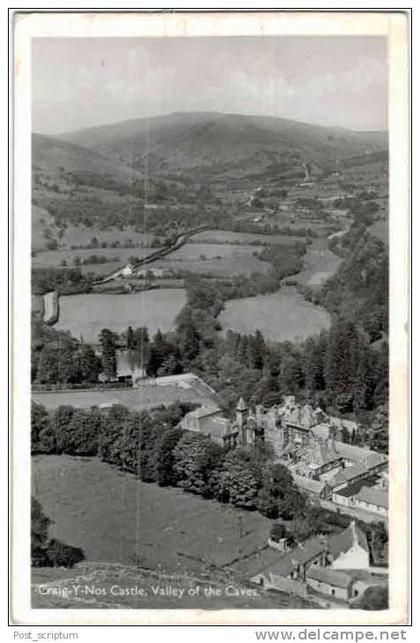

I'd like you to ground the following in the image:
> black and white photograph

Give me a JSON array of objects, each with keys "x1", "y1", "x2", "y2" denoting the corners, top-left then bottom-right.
[{"x1": 10, "y1": 9, "x2": 410, "y2": 626}]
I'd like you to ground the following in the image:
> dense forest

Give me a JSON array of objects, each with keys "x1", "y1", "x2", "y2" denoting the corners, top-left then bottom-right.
[{"x1": 301, "y1": 206, "x2": 388, "y2": 343}]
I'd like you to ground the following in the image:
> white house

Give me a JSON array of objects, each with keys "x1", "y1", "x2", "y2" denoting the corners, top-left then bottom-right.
[
  {"x1": 121, "y1": 263, "x2": 134, "y2": 277},
  {"x1": 329, "y1": 521, "x2": 370, "y2": 570}
]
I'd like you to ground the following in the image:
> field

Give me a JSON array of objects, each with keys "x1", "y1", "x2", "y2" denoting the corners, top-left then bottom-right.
[
  {"x1": 190, "y1": 229, "x2": 304, "y2": 245},
  {"x1": 33, "y1": 373, "x2": 219, "y2": 412},
  {"x1": 60, "y1": 225, "x2": 158, "y2": 249},
  {"x1": 32, "y1": 455, "x2": 272, "y2": 570},
  {"x1": 54, "y1": 289, "x2": 187, "y2": 343},
  {"x1": 152, "y1": 243, "x2": 271, "y2": 277},
  {"x1": 295, "y1": 239, "x2": 342, "y2": 286},
  {"x1": 219, "y1": 287, "x2": 331, "y2": 343},
  {"x1": 31, "y1": 455, "x2": 319, "y2": 610}
]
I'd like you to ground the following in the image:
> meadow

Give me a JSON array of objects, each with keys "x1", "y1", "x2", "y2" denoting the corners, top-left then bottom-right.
[
  {"x1": 32, "y1": 455, "x2": 271, "y2": 572},
  {"x1": 152, "y1": 243, "x2": 271, "y2": 277},
  {"x1": 189, "y1": 229, "x2": 303, "y2": 245},
  {"x1": 32, "y1": 374, "x2": 218, "y2": 412},
  {"x1": 219, "y1": 287, "x2": 331, "y2": 343},
  {"x1": 29, "y1": 456, "x2": 326, "y2": 609},
  {"x1": 60, "y1": 225, "x2": 158, "y2": 249},
  {"x1": 54, "y1": 289, "x2": 187, "y2": 343},
  {"x1": 32, "y1": 454, "x2": 321, "y2": 612}
]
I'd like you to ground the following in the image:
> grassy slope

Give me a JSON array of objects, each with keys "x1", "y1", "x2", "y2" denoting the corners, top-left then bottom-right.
[
  {"x1": 32, "y1": 133, "x2": 140, "y2": 181},
  {"x1": 31, "y1": 455, "x2": 319, "y2": 610}
]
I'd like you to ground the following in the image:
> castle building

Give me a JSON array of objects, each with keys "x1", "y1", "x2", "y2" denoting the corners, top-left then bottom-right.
[{"x1": 179, "y1": 393, "x2": 388, "y2": 518}]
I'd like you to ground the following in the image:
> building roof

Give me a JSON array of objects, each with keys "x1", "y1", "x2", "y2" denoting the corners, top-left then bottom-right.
[
  {"x1": 290, "y1": 536, "x2": 327, "y2": 565},
  {"x1": 203, "y1": 416, "x2": 232, "y2": 439},
  {"x1": 188, "y1": 405, "x2": 221, "y2": 419},
  {"x1": 284, "y1": 403, "x2": 319, "y2": 430},
  {"x1": 251, "y1": 523, "x2": 369, "y2": 583},
  {"x1": 335, "y1": 441, "x2": 387, "y2": 467},
  {"x1": 328, "y1": 521, "x2": 370, "y2": 559},
  {"x1": 333, "y1": 479, "x2": 367, "y2": 498},
  {"x1": 311, "y1": 423, "x2": 333, "y2": 442},
  {"x1": 331, "y1": 462, "x2": 369, "y2": 488},
  {"x1": 293, "y1": 474, "x2": 324, "y2": 495},
  {"x1": 355, "y1": 486, "x2": 388, "y2": 509},
  {"x1": 306, "y1": 566, "x2": 353, "y2": 589},
  {"x1": 255, "y1": 536, "x2": 325, "y2": 580}
]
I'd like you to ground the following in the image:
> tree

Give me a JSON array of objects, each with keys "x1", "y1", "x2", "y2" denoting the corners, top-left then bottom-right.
[
  {"x1": 31, "y1": 402, "x2": 56, "y2": 454},
  {"x1": 147, "y1": 330, "x2": 178, "y2": 377},
  {"x1": 31, "y1": 497, "x2": 51, "y2": 550},
  {"x1": 31, "y1": 402, "x2": 50, "y2": 449},
  {"x1": 59, "y1": 408, "x2": 102, "y2": 456},
  {"x1": 36, "y1": 344, "x2": 60, "y2": 384},
  {"x1": 173, "y1": 432, "x2": 223, "y2": 497},
  {"x1": 99, "y1": 328, "x2": 117, "y2": 380},
  {"x1": 178, "y1": 318, "x2": 201, "y2": 364},
  {"x1": 154, "y1": 427, "x2": 184, "y2": 487},
  {"x1": 50, "y1": 405, "x2": 74, "y2": 454},
  {"x1": 212, "y1": 449, "x2": 262, "y2": 510},
  {"x1": 279, "y1": 352, "x2": 304, "y2": 395},
  {"x1": 350, "y1": 586, "x2": 388, "y2": 610},
  {"x1": 72, "y1": 344, "x2": 102, "y2": 383},
  {"x1": 257, "y1": 464, "x2": 304, "y2": 520},
  {"x1": 250, "y1": 330, "x2": 266, "y2": 370},
  {"x1": 157, "y1": 354, "x2": 182, "y2": 377},
  {"x1": 126, "y1": 326, "x2": 134, "y2": 349},
  {"x1": 31, "y1": 497, "x2": 85, "y2": 568}
]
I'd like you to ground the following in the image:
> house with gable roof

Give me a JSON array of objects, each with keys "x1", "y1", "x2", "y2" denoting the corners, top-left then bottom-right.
[
  {"x1": 251, "y1": 521, "x2": 372, "y2": 602},
  {"x1": 328, "y1": 521, "x2": 370, "y2": 570}
]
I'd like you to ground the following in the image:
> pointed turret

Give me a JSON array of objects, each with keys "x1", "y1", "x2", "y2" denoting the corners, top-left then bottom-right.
[
  {"x1": 237, "y1": 397, "x2": 247, "y2": 412},
  {"x1": 236, "y1": 397, "x2": 248, "y2": 445}
]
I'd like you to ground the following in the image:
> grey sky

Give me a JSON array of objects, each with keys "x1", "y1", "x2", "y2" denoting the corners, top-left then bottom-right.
[{"x1": 32, "y1": 36, "x2": 387, "y2": 135}]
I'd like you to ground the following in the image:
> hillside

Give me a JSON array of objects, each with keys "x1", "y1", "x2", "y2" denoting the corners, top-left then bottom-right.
[
  {"x1": 31, "y1": 112, "x2": 388, "y2": 260},
  {"x1": 59, "y1": 111, "x2": 388, "y2": 177},
  {"x1": 32, "y1": 133, "x2": 139, "y2": 181}
]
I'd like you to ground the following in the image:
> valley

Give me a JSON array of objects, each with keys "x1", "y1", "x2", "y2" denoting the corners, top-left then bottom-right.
[
  {"x1": 32, "y1": 111, "x2": 388, "y2": 367},
  {"x1": 31, "y1": 115, "x2": 389, "y2": 611}
]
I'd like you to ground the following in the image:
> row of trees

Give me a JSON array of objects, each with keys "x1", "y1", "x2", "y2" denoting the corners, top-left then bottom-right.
[{"x1": 31, "y1": 401, "x2": 306, "y2": 519}]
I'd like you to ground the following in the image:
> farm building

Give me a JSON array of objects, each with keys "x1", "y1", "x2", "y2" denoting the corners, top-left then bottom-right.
[
  {"x1": 328, "y1": 521, "x2": 370, "y2": 570},
  {"x1": 251, "y1": 521, "x2": 373, "y2": 603},
  {"x1": 352, "y1": 487, "x2": 388, "y2": 517},
  {"x1": 121, "y1": 263, "x2": 135, "y2": 277},
  {"x1": 306, "y1": 567, "x2": 354, "y2": 601}
]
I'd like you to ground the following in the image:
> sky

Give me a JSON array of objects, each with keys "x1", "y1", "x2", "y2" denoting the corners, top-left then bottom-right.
[{"x1": 32, "y1": 36, "x2": 388, "y2": 135}]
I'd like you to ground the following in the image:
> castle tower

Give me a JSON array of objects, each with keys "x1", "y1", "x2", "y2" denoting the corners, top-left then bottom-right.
[{"x1": 236, "y1": 397, "x2": 248, "y2": 446}]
